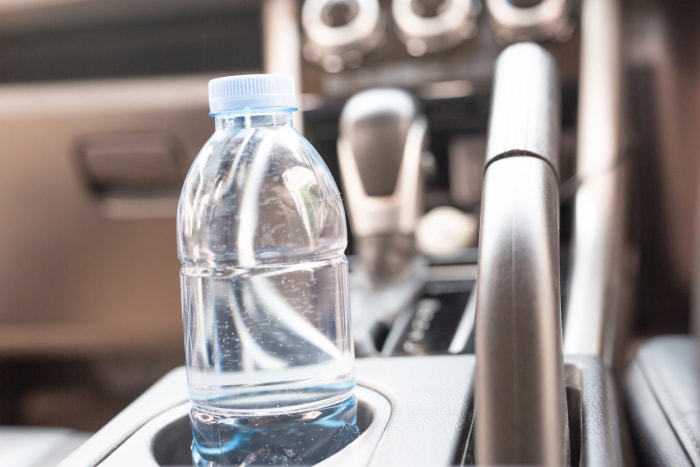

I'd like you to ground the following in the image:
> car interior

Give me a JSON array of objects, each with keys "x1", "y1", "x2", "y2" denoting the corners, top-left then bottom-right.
[{"x1": 0, "y1": 0, "x2": 698, "y2": 465}]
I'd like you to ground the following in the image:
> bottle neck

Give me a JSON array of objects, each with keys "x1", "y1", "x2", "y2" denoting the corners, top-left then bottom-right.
[{"x1": 214, "y1": 108, "x2": 295, "y2": 131}]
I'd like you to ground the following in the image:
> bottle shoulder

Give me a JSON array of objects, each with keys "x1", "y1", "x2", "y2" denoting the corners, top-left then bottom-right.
[{"x1": 177, "y1": 125, "x2": 347, "y2": 266}]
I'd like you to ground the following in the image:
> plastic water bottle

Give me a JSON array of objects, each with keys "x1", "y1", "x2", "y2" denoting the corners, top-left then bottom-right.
[{"x1": 177, "y1": 74, "x2": 359, "y2": 466}]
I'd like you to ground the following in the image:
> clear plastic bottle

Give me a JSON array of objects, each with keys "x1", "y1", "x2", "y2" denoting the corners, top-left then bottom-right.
[{"x1": 177, "y1": 74, "x2": 359, "y2": 466}]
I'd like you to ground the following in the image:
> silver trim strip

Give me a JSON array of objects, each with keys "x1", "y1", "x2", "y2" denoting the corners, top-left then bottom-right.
[{"x1": 563, "y1": 0, "x2": 624, "y2": 362}]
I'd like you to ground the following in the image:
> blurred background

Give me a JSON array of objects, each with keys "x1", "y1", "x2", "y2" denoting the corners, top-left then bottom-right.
[{"x1": 0, "y1": 0, "x2": 697, "y2": 448}]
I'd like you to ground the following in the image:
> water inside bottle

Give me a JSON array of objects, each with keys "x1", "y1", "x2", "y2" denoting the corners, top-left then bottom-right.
[
  {"x1": 190, "y1": 395, "x2": 360, "y2": 466},
  {"x1": 181, "y1": 256, "x2": 359, "y2": 464}
]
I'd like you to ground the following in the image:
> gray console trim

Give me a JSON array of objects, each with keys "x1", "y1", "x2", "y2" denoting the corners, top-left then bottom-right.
[{"x1": 61, "y1": 355, "x2": 622, "y2": 466}]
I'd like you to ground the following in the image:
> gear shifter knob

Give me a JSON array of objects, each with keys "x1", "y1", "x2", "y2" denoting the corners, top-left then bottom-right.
[{"x1": 338, "y1": 88, "x2": 427, "y2": 287}]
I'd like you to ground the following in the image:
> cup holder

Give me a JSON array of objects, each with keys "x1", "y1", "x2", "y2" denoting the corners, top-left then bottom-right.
[
  {"x1": 96, "y1": 385, "x2": 391, "y2": 466},
  {"x1": 152, "y1": 390, "x2": 386, "y2": 466}
]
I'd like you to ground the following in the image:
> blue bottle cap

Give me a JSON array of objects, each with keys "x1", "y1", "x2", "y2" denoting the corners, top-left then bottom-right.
[{"x1": 208, "y1": 74, "x2": 298, "y2": 115}]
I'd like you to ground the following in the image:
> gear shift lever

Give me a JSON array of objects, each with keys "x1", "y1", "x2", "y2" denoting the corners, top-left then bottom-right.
[
  {"x1": 338, "y1": 88, "x2": 427, "y2": 287},
  {"x1": 338, "y1": 88, "x2": 428, "y2": 355}
]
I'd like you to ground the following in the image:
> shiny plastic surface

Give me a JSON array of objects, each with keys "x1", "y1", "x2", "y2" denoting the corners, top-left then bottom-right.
[{"x1": 177, "y1": 106, "x2": 357, "y2": 464}]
